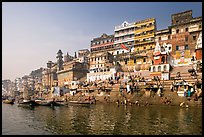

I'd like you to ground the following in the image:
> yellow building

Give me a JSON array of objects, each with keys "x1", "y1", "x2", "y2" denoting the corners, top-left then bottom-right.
[
  {"x1": 133, "y1": 18, "x2": 156, "y2": 71},
  {"x1": 134, "y1": 18, "x2": 156, "y2": 51}
]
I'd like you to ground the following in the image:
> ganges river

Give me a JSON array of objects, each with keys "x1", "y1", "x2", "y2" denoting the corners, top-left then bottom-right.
[{"x1": 2, "y1": 102, "x2": 202, "y2": 135}]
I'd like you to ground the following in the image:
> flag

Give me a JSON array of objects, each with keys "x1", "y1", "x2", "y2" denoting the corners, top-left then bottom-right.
[{"x1": 121, "y1": 44, "x2": 129, "y2": 51}]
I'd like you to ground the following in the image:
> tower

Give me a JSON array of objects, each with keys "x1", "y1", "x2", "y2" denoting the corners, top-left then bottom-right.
[{"x1": 56, "y1": 49, "x2": 63, "y2": 71}]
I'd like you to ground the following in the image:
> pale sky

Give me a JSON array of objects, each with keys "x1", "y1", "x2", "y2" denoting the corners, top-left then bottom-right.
[{"x1": 2, "y1": 2, "x2": 202, "y2": 81}]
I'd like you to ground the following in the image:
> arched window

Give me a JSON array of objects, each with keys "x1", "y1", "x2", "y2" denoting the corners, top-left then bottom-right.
[
  {"x1": 158, "y1": 66, "x2": 161, "y2": 72},
  {"x1": 161, "y1": 56, "x2": 165, "y2": 64},
  {"x1": 143, "y1": 58, "x2": 146, "y2": 62},
  {"x1": 153, "y1": 66, "x2": 156, "y2": 72},
  {"x1": 164, "y1": 65, "x2": 167, "y2": 71}
]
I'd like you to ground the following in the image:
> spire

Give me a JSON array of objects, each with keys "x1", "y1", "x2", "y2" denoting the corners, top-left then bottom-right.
[
  {"x1": 154, "y1": 42, "x2": 161, "y2": 55},
  {"x1": 74, "y1": 52, "x2": 77, "y2": 58},
  {"x1": 196, "y1": 32, "x2": 202, "y2": 49}
]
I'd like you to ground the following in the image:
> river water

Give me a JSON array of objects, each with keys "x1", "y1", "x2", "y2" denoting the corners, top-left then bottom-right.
[{"x1": 2, "y1": 102, "x2": 202, "y2": 135}]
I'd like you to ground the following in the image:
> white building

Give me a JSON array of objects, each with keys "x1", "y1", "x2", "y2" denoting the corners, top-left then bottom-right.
[
  {"x1": 114, "y1": 21, "x2": 135, "y2": 55},
  {"x1": 87, "y1": 67, "x2": 117, "y2": 82}
]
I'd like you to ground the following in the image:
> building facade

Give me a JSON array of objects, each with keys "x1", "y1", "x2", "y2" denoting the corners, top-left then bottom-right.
[
  {"x1": 90, "y1": 33, "x2": 115, "y2": 53},
  {"x1": 114, "y1": 21, "x2": 135, "y2": 57},
  {"x1": 169, "y1": 10, "x2": 202, "y2": 66}
]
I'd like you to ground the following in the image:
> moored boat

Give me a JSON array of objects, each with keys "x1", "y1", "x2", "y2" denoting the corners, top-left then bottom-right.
[
  {"x1": 69, "y1": 100, "x2": 94, "y2": 105},
  {"x1": 17, "y1": 99, "x2": 38, "y2": 107},
  {"x1": 3, "y1": 99, "x2": 15, "y2": 104},
  {"x1": 35, "y1": 100, "x2": 67, "y2": 107},
  {"x1": 35, "y1": 100, "x2": 53, "y2": 106}
]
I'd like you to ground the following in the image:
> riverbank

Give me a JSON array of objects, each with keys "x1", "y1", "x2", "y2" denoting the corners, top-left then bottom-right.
[{"x1": 42, "y1": 89, "x2": 202, "y2": 108}]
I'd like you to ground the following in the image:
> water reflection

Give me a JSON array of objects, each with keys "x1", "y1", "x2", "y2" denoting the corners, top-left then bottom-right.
[{"x1": 2, "y1": 103, "x2": 202, "y2": 135}]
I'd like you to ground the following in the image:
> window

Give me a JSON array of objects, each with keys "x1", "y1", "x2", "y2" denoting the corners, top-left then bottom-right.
[
  {"x1": 161, "y1": 56, "x2": 165, "y2": 64},
  {"x1": 153, "y1": 66, "x2": 156, "y2": 72},
  {"x1": 143, "y1": 58, "x2": 146, "y2": 62},
  {"x1": 185, "y1": 36, "x2": 188, "y2": 41},
  {"x1": 176, "y1": 29, "x2": 179, "y2": 33},
  {"x1": 193, "y1": 36, "x2": 196, "y2": 41},
  {"x1": 164, "y1": 65, "x2": 167, "y2": 71},
  {"x1": 185, "y1": 45, "x2": 189, "y2": 50},
  {"x1": 176, "y1": 45, "x2": 179, "y2": 50},
  {"x1": 185, "y1": 28, "x2": 188, "y2": 32},
  {"x1": 158, "y1": 66, "x2": 161, "y2": 72},
  {"x1": 134, "y1": 59, "x2": 136, "y2": 64}
]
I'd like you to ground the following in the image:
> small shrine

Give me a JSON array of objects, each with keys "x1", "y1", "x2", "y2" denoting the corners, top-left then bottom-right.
[{"x1": 150, "y1": 42, "x2": 171, "y2": 80}]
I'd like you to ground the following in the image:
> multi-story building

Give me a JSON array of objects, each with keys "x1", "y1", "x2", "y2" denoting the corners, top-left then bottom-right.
[
  {"x1": 42, "y1": 61, "x2": 58, "y2": 89},
  {"x1": 87, "y1": 34, "x2": 117, "y2": 82},
  {"x1": 87, "y1": 51, "x2": 115, "y2": 82},
  {"x1": 113, "y1": 18, "x2": 156, "y2": 73},
  {"x1": 134, "y1": 18, "x2": 156, "y2": 51},
  {"x1": 155, "y1": 29, "x2": 172, "y2": 48},
  {"x1": 195, "y1": 32, "x2": 202, "y2": 62},
  {"x1": 132, "y1": 18, "x2": 157, "y2": 72},
  {"x1": 90, "y1": 33, "x2": 115, "y2": 54},
  {"x1": 169, "y1": 10, "x2": 202, "y2": 66},
  {"x1": 114, "y1": 21, "x2": 135, "y2": 55},
  {"x1": 77, "y1": 49, "x2": 90, "y2": 63},
  {"x1": 2, "y1": 79, "x2": 12, "y2": 96},
  {"x1": 14, "y1": 78, "x2": 22, "y2": 96},
  {"x1": 57, "y1": 60, "x2": 88, "y2": 86}
]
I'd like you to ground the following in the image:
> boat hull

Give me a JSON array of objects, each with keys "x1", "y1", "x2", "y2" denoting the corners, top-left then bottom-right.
[{"x1": 3, "y1": 99, "x2": 15, "y2": 104}]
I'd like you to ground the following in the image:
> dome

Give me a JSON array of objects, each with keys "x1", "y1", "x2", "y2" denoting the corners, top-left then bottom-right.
[
  {"x1": 135, "y1": 64, "x2": 141, "y2": 71},
  {"x1": 140, "y1": 64, "x2": 145, "y2": 70},
  {"x1": 144, "y1": 64, "x2": 150, "y2": 70}
]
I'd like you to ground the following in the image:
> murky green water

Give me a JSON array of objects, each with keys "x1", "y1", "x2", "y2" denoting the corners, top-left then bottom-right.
[{"x1": 2, "y1": 102, "x2": 202, "y2": 135}]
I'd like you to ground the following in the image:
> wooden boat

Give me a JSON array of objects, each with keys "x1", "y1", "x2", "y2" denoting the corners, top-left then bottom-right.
[
  {"x1": 35, "y1": 100, "x2": 53, "y2": 106},
  {"x1": 3, "y1": 99, "x2": 15, "y2": 104},
  {"x1": 35, "y1": 100, "x2": 67, "y2": 107},
  {"x1": 53, "y1": 101, "x2": 68, "y2": 106},
  {"x1": 69, "y1": 100, "x2": 94, "y2": 105},
  {"x1": 17, "y1": 100, "x2": 38, "y2": 107}
]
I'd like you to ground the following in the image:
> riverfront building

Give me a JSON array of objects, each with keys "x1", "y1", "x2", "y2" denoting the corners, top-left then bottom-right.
[
  {"x1": 87, "y1": 51, "x2": 116, "y2": 82},
  {"x1": 169, "y1": 10, "x2": 202, "y2": 66},
  {"x1": 114, "y1": 21, "x2": 135, "y2": 53},
  {"x1": 90, "y1": 33, "x2": 115, "y2": 53},
  {"x1": 87, "y1": 34, "x2": 116, "y2": 82},
  {"x1": 113, "y1": 18, "x2": 156, "y2": 73},
  {"x1": 133, "y1": 18, "x2": 156, "y2": 72},
  {"x1": 149, "y1": 42, "x2": 173, "y2": 80}
]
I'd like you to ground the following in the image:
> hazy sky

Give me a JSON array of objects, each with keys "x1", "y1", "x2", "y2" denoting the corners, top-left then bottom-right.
[{"x1": 2, "y1": 2, "x2": 202, "y2": 81}]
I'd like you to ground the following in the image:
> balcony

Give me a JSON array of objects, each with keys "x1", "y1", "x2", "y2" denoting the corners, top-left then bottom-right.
[
  {"x1": 134, "y1": 26, "x2": 155, "y2": 33},
  {"x1": 134, "y1": 40, "x2": 155, "y2": 45}
]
